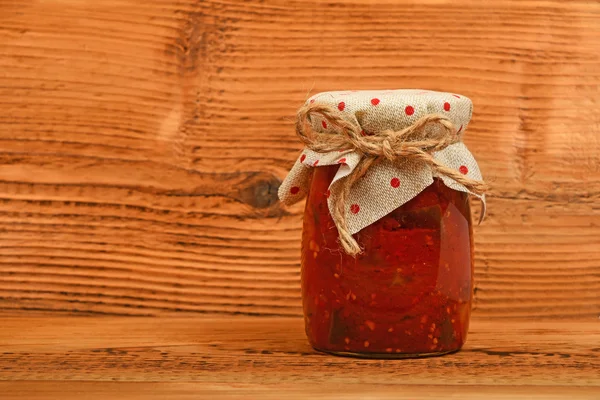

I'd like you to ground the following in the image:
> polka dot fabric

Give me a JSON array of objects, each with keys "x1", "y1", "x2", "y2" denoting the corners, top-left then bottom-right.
[
  {"x1": 278, "y1": 89, "x2": 485, "y2": 235},
  {"x1": 304, "y1": 89, "x2": 472, "y2": 138}
]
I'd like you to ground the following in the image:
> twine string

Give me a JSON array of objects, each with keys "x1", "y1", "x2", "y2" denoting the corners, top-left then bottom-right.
[{"x1": 295, "y1": 102, "x2": 488, "y2": 256}]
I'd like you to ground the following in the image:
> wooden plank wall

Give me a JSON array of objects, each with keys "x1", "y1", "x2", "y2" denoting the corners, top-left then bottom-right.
[{"x1": 0, "y1": 0, "x2": 598, "y2": 319}]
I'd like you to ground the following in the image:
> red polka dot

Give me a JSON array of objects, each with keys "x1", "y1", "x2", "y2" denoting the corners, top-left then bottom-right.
[
  {"x1": 444, "y1": 102, "x2": 451, "y2": 112},
  {"x1": 313, "y1": 160, "x2": 319, "y2": 166},
  {"x1": 390, "y1": 177, "x2": 400, "y2": 188},
  {"x1": 405, "y1": 105, "x2": 414, "y2": 116},
  {"x1": 300, "y1": 154, "x2": 306, "y2": 162},
  {"x1": 337, "y1": 158, "x2": 346, "y2": 164},
  {"x1": 457, "y1": 125, "x2": 463, "y2": 134},
  {"x1": 326, "y1": 190, "x2": 331, "y2": 198},
  {"x1": 350, "y1": 204, "x2": 360, "y2": 214},
  {"x1": 371, "y1": 98, "x2": 380, "y2": 106},
  {"x1": 338, "y1": 102, "x2": 345, "y2": 111},
  {"x1": 310, "y1": 99, "x2": 315, "y2": 104},
  {"x1": 290, "y1": 186, "x2": 300, "y2": 195},
  {"x1": 452, "y1": 94, "x2": 460, "y2": 98},
  {"x1": 360, "y1": 130, "x2": 367, "y2": 136},
  {"x1": 322, "y1": 120, "x2": 328, "y2": 129},
  {"x1": 459, "y1": 165, "x2": 468, "y2": 175}
]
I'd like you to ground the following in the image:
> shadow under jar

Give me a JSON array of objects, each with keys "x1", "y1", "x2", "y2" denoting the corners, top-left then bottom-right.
[{"x1": 301, "y1": 165, "x2": 474, "y2": 358}]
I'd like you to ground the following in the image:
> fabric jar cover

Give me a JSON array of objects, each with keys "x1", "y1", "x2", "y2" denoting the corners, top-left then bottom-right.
[{"x1": 278, "y1": 89, "x2": 485, "y2": 235}]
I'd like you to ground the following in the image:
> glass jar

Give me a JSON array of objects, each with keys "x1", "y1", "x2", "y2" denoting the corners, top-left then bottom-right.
[{"x1": 301, "y1": 164, "x2": 474, "y2": 358}]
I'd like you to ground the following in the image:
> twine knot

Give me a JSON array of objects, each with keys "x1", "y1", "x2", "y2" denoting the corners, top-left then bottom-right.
[{"x1": 295, "y1": 102, "x2": 487, "y2": 256}]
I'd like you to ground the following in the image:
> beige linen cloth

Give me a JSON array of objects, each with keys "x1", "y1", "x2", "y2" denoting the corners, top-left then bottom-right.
[{"x1": 279, "y1": 89, "x2": 485, "y2": 236}]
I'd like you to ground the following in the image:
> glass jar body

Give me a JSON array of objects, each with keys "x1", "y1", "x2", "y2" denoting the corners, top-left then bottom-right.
[{"x1": 301, "y1": 165, "x2": 474, "y2": 358}]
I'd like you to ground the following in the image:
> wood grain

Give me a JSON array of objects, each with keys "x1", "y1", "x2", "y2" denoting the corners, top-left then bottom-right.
[
  {"x1": 0, "y1": 0, "x2": 599, "y2": 318},
  {"x1": 2, "y1": 382, "x2": 600, "y2": 400},
  {"x1": 0, "y1": 316, "x2": 599, "y2": 399}
]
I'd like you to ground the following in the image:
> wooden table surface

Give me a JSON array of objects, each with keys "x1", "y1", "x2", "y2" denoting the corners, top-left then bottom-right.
[
  {"x1": 0, "y1": 316, "x2": 598, "y2": 399},
  {"x1": 1, "y1": 0, "x2": 600, "y2": 398}
]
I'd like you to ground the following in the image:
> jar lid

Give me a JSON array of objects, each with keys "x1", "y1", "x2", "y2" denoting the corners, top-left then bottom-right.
[
  {"x1": 279, "y1": 89, "x2": 485, "y2": 241},
  {"x1": 307, "y1": 89, "x2": 472, "y2": 136}
]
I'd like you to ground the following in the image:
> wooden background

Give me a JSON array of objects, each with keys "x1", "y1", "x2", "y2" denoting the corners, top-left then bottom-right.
[{"x1": 0, "y1": 0, "x2": 599, "y2": 320}]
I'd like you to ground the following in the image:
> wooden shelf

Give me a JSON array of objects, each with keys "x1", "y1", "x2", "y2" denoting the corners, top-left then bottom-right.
[{"x1": 0, "y1": 316, "x2": 598, "y2": 399}]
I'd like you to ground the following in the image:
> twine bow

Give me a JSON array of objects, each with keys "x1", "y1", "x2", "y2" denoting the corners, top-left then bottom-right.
[{"x1": 295, "y1": 102, "x2": 488, "y2": 256}]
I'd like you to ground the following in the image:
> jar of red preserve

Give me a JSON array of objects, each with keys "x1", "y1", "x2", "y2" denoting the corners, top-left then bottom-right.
[{"x1": 279, "y1": 90, "x2": 487, "y2": 358}]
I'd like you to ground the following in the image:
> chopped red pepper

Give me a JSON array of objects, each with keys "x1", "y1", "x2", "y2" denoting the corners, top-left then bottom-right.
[{"x1": 301, "y1": 165, "x2": 474, "y2": 358}]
